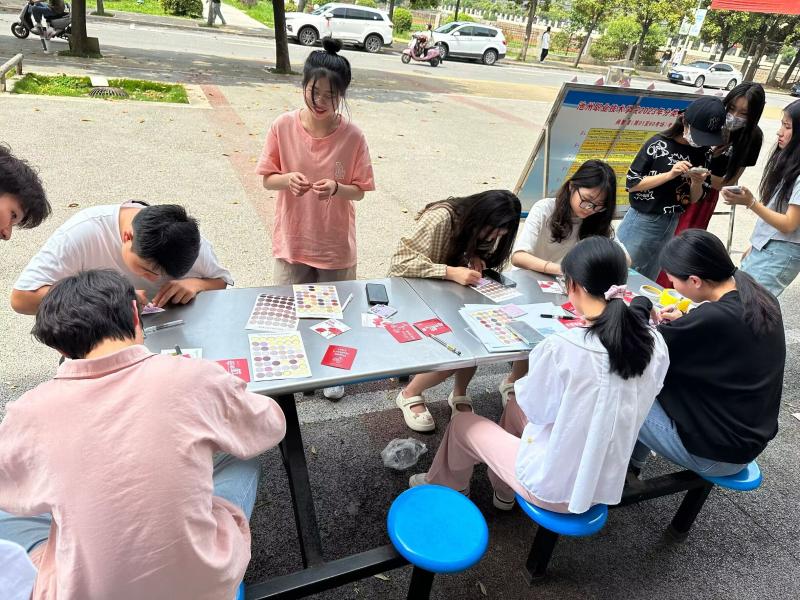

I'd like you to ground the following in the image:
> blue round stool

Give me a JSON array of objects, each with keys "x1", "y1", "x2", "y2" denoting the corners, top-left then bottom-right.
[
  {"x1": 514, "y1": 494, "x2": 608, "y2": 583},
  {"x1": 387, "y1": 485, "x2": 489, "y2": 599},
  {"x1": 669, "y1": 460, "x2": 762, "y2": 540}
]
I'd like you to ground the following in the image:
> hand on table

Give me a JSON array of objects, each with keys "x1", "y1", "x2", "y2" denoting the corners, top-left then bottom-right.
[
  {"x1": 152, "y1": 278, "x2": 204, "y2": 307},
  {"x1": 446, "y1": 266, "x2": 482, "y2": 286},
  {"x1": 312, "y1": 179, "x2": 337, "y2": 199},
  {"x1": 287, "y1": 172, "x2": 311, "y2": 196}
]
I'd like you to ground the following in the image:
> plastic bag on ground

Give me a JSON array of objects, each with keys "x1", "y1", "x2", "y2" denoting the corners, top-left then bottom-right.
[{"x1": 381, "y1": 437, "x2": 427, "y2": 470}]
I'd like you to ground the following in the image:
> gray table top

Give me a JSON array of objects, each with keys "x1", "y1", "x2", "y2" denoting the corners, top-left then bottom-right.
[{"x1": 142, "y1": 278, "x2": 476, "y2": 396}]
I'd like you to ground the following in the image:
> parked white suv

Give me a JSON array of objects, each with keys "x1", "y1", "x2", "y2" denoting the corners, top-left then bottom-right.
[
  {"x1": 285, "y1": 3, "x2": 393, "y2": 54},
  {"x1": 433, "y1": 22, "x2": 507, "y2": 65}
]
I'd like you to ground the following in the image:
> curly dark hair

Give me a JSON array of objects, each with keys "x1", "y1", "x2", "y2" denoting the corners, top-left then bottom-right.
[{"x1": 0, "y1": 144, "x2": 51, "y2": 229}]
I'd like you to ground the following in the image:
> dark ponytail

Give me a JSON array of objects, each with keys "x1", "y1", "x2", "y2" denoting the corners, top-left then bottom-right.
[
  {"x1": 302, "y1": 38, "x2": 352, "y2": 114},
  {"x1": 660, "y1": 229, "x2": 780, "y2": 337},
  {"x1": 561, "y1": 237, "x2": 655, "y2": 379}
]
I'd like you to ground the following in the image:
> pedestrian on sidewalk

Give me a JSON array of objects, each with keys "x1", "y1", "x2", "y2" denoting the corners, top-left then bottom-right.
[
  {"x1": 540, "y1": 26, "x2": 551, "y2": 62},
  {"x1": 660, "y1": 48, "x2": 673, "y2": 74},
  {"x1": 207, "y1": 0, "x2": 226, "y2": 26}
]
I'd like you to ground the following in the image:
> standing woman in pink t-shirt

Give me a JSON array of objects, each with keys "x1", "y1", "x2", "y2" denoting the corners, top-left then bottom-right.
[{"x1": 256, "y1": 38, "x2": 375, "y2": 287}]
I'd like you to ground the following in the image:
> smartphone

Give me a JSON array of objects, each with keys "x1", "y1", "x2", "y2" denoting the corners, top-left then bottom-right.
[
  {"x1": 722, "y1": 185, "x2": 742, "y2": 194},
  {"x1": 506, "y1": 321, "x2": 543, "y2": 346},
  {"x1": 483, "y1": 268, "x2": 517, "y2": 288},
  {"x1": 689, "y1": 167, "x2": 710, "y2": 174},
  {"x1": 366, "y1": 283, "x2": 389, "y2": 305}
]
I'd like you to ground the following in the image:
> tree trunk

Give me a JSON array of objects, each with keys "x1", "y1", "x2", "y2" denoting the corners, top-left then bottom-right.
[
  {"x1": 455, "y1": 0, "x2": 461, "y2": 21},
  {"x1": 739, "y1": 37, "x2": 758, "y2": 78},
  {"x1": 70, "y1": 0, "x2": 89, "y2": 56},
  {"x1": 95, "y1": 0, "x2": 105, "y2": 16},
  {"x1": 744, "y1": 40, "x2": 767, "y2": 82},
  {"x1": 207, "y1": 0, "x2": 214, "y2": 26},
  {"x1": 297, "y1": 0, "x2": 306, "y2": 12},
  {"x1": 767, "y1": 53, "x2": 783, "y2": 84},
  {"x1": 633, "y1": 21, "x2": 650, "y2": 66},
  {"x1": 388, "y1": 0, "x2": 394, "y2": 19},
  {"x1": 718, "y1": 42, "x2": 730, "y2": 62},
  {"x1": 519, "y1": 0, "x2": 538, "y2": 62},
  {"x1": 272, "y1": 0, "x2": 292, "y2": 74},
  {"x1": 780, "y1": 46, "x2": 800, "y2": 87},
  {"x1": 573, "y1": 17, "x2": 598, "y2": 68}
]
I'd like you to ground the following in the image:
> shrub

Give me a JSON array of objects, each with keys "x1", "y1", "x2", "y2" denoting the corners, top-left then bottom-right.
[
  {"x1": 550, "y1": 30, "x2": 571, "y2": 53},
  {"x1": 160, "y1": 0, "x2": 202, "y2": 17},
  {"x1": 392, "y1": 7, "x2": 412, "y2": 33},
  {"x1": 355, "y1": 0, "x2": 377, "y2": 7},
  {"x1": 442, "y1": 12, "x2": 477, "y2": 24},
  {"x1": 285, "y1": 0, "x2": 297, "y2": 12}
]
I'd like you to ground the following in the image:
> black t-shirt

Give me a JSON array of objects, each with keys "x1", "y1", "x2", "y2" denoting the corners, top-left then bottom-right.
[
  {"x1": 626, "y1": 135, "x2": 710, "y2": 214},
  {"x1": 709, "y1": 126, "x2": 763, "y2": 179},
  {"x1": 657, "y1": 291, "x2": 785, "y2": 463}
]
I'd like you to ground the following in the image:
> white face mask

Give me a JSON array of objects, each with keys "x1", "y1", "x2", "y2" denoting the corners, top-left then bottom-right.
[
  {"x1": 684, "y1": 127, "x2": 702, "y2": 148},
  {"x1": 725, "y1": 112, "x2": 747, "y2": 132}
]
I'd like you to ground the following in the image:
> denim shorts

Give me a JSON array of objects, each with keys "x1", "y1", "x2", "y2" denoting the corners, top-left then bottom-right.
[
  {"x1": 617, "y1": 208, "x2": 680, "y2": 281},
  {"x1": 741, "y1": 239, "x2": 800, "y2": 297}
]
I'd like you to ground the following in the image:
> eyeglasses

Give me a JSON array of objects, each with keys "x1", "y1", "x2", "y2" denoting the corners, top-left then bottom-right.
[{"x1": 576, "y1": 188, "x2": 606, "y2": 213}]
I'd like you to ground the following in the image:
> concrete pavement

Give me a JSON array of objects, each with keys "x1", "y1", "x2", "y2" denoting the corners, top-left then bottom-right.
[{"x1": 1, "y1": 32, "x2": 799, "y2": 600}]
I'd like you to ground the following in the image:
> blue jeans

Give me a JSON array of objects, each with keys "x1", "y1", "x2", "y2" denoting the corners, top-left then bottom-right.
[
  {"x1": 631, "y1": 400, "x2": 746, "y2": 477},
  {"x1": 0, "y1": 453, "x2": 260, "y2": 552},
  {"x1": 31, "y1": 4, "x2": 55, "y2": 24},
  {"x1": 741, "y1": 239, "x2": 800, "y2": 298},
  {"x1": 617, "y1": 208, "x2": 680, "y2": 280}
]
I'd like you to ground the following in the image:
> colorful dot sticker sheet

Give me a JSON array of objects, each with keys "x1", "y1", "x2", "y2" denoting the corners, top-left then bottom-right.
[
  {"x1": 245, "y1": 294, "x2": 299, "y2": 332},
  {"x1": 468, "y1": 307, "x2": 521, "y2": 346},
  {"x1": 458, "y1": 304, "x2": 530, "y2": 353},
  {"x1": 292, "y1": 284, "x2": 344, "y2": 320},
  {"x1": 248, "y1": 332, "x2": 312, "y2": 382},
  {"x1": 469, "y1": 277, "x2": 523, "y2": 302}
]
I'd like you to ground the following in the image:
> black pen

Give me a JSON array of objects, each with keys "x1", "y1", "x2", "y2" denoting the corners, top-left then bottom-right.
[
  {"x1": 174, "y1": 345, "x2": 183, "y2": 356},
  {"x1": 540, "y1": 314, "x2": 577, "y2": 320}
]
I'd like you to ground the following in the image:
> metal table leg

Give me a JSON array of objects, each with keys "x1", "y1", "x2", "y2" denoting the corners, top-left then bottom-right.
[{"x1": 276, "y1": 393, "x2": 324, "y2": 567}]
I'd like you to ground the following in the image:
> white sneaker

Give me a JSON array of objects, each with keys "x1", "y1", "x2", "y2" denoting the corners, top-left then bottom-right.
[
  {"x1": 493, "y1": 491, "x2": 515, "y2": 511},
  {"x1": 409, "y1": 473, "x2": 429, "y2": 488},
  {"x1": 323, "y1": 385, "x2": 345, "y2": 400}
]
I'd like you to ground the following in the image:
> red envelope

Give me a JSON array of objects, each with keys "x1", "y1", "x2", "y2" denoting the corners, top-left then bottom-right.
[
  {"x1": 385, "y1": 322, "x2": 422, "y2": 343},
  {"x1": 216, "y1": 358, "x2": 251, "y2": 382},
  {"x1": 413, "y1": 318, "x2": 452, "y2": 336},
  {"x1": 321, "y1": 345, "x2": 357, "y2": 370}
]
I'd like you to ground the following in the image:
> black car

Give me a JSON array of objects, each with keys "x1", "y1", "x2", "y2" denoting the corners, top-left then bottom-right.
[{"x1": 792, "y1": 82, "x2": 800, "y2": 97}]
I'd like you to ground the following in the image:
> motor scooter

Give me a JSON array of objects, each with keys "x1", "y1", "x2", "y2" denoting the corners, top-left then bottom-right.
[
  {"x1": 401, "y1": 32, "x2": 442, "y2": 67},
  {"x1": 11, "y1": 0, "x2": 72, "y2": 49}
]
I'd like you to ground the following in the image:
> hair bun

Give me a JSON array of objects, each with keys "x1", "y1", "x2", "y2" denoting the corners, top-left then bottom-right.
[{"x1": 322, "y1": 37, "x2": 343, "y2": 55}]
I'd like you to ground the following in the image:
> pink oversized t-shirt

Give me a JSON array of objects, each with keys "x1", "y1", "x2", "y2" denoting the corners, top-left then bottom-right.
[
  {"x1": 0, "y1": 346, "x2": 286, "y2": 600},
  {"x1": 256, "y1": 109, "x2": 376, "y2": 270}
]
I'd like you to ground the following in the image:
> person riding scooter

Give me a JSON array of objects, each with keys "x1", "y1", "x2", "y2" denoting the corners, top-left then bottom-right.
[
  {"x1": 28, "y1": 0, "x2": 65, "y2": 35},
  {"x1": 413, "y1": 23, "x2": 435, "y2": 59}
]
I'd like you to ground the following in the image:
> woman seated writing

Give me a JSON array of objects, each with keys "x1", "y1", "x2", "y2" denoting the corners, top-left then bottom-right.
[
  {"x1": 409, "y1": 237, "x2": 669, "y2": 513},
  {"x1": 631, "y1": 230, "x2": 785, "y2": 477}
]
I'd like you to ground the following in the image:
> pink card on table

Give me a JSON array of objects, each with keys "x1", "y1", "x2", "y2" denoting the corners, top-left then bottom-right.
[
  {"x1": 385, "y1": 322, "x2": 422, "y2": 343},
  {"x1": 500, "y1": 304, "x2": 526, "y2": 318},
  {"x1": 537, "y1": 280, "x2": 565, "y2": 294},
  {"x1": 216, "y1": 358, "x2": 251, "y2": 382},
  {"x1": 321, "y1": 345, "x2": 357, "y2": 370},
  {"x1": 413, "y1": 318, "x2": 451, "y2": 336}
]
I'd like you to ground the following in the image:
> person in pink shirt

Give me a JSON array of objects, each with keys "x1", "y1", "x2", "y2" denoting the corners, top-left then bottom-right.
[
  {"x1": 256, "y1": 37, "x2": 375, "y2": 400},
  {"x1": 0, "y1": 269, "x2": 286, "y2": 600}
]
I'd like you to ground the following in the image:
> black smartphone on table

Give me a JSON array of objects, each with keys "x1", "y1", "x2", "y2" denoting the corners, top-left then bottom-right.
[
  {"x1": 483, "y1": 269, "x2": 517, "y2": 287},
  {"x1": 366, "y1": 283, "x2": 389, "y2": 305}
]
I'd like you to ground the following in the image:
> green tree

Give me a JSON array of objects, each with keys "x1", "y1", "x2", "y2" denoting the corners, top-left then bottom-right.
[
  {"x1": 623, "y1": 0, "x2": 692, "y2": 65},
  {"x1": 518, "y1": 1, "x2": 539, "y2": 62},
  {"x1": 700, "y1": 9, "x2": 759, "y2": 62},
  {"x1": 590, "y1": 15, "x2": 639, "y2": 62},
  {"x1": 409, "y1": 0, "x2": 439, "y2": 8},
  {"x1": 272, "y1": 0, "x2": 292, "y2": 74},
  {"x1": 570, "y1": 0, "x2": 621, "y2": 68}
]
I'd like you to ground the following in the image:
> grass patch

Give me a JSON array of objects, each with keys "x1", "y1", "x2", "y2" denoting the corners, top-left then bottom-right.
[
  {"x1": 227, "y1": 0, "x2": 274, "y2": 28},
  {"x1": 12, "y1": 73, "x2": 189, "y2": 103},
  {"x1": 95, "y1": 0, "x2": 193, "y2": 19}
]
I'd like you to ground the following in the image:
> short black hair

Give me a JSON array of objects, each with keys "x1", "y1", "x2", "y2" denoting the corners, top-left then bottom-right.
[
  {"x1": 32, "y1": 269, "x2": 138, "y2": 359},
  {"x1": 131, "y1": 204, "x2": 201, "y2": 278},
  {"x1": 0, "y1": 144, "x2": 51, "y2": 229}
]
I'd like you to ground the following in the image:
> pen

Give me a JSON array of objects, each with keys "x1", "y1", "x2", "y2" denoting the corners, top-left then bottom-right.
[
  {"x1": 174, "y1": 345, "x2": 183, "y2": 356},
  {"x1": 540, "y1": 314, "x2": 576, "y2": 320},
  {"x1": 413, "y1": 325, "x2": 462, "y2": 356},
  {"x1": 143, "y1": 319, "x2": 185, "y2": 335},
  {"x1": 342, "y1": 293, "x2": 354, "y2": 311}
]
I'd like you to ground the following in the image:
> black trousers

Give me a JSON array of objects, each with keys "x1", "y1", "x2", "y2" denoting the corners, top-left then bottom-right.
[{"x1": 540, "y1": 48, "x2": 549, "y2": 62}]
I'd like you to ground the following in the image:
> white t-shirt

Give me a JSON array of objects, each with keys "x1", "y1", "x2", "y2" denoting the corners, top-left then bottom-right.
[
  {"x1": 750, "y1": 178, "x2": 800, "y2": 250},
  {"x1": 514, "y1": 326, "x2": 669, "y2": 513},
  {"x1": 0, "y1": 540, "x2": 37, "y2": 600},
  {"x1": 14, "y1": 202, "x2": 234, "y2": 298},
  {"x1": 541, "y1": 31, "x2": 551, "y2": 49}
]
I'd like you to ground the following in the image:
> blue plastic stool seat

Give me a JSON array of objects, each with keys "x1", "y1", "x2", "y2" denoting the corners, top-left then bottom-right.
[
  {"x1": 700, "y1": 460, "x2": 762, "y2": 491},
  {"x1": 236, "y1": 582, "x2": 245, "y2": 600},
  {"x1": 387, "y1": 485, "x2": 489, "y2": 574},
  {"x1": 515, "y1": 494, "x2": 608, "y2": 537}
]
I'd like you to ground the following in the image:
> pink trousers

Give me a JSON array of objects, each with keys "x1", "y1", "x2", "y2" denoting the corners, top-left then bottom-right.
[{"x1": 426, "y1": 396, "x2": 568, "y2": 512}]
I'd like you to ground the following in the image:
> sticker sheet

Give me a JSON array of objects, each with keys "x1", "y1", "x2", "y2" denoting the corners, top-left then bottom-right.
[
  {"x1": 293, "y1": 284, "x2": 343, "y2": 320},
  {"x1": 311, "y1": 319, "x2": 350, "y2": 339},
  {"x1": 142, "y1": 304, "x2": 165, "y2": 315},
  {"x1": 469, "y1": 277, "x2": 523, "y2": 302},
  {"x1": 369, "y1": 304, "x2": 398, "y2": 318},
  {"x1": 459, "y1": 305, "x2": 528, "y2": 352},
  {"x1": 361, "y1": 313, "x2": 392, "y2": 328},
  {"x1": 248, "y1": 332, "x2": 312, "y2": 382},
  {"x1": 245, "y1": 294, "x2": 298, "y2": 332}
]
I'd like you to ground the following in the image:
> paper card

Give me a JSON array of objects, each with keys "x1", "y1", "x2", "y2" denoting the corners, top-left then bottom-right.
[
  {"x1": 321, "y1": 345, "x2": 357, "y2": 370},
  {"x1": 413, "y1": 318, "x2": 451, "y2": 336},
  {"x1": 161, "y1": 348, "x2": 203, "y2": 359},
  {"x1": 622, "y1": 289, "x2": 637, "y2": 304},
  {"x1": 292, "y1": 284, "x2": 343, "y2": 320},
  {"x1": 792, "y1": 412, "x2": 800, "y2": 422},
  {"x1": 245, "y1": 293, "x2": 298, "y2": 332},
  {"x1": 469, "y1": 277, "x2": 523, "y2": 302},
  {"x1": 369, "y1": 304, "x2": 398, "y2": 318},
  {"x1": 559, "y1": 317, "x2": 585, "y2": 329},
  {"x1": 500, "y1": 304, "x2": 526, "y2": 318},
  {"x1": 311, "y1": 319, "x2": 351, "y2": 339},
  {"x1": 216, "y1": 358, "x2": 251, "y2": 382},
  {"x1": 385, "y1": 322, "x2": 422, "y2": 343},
  {"x1": 142, "y1": 303, "x2": 166, "y2": 315},
  {"x1": 361, "y1": 313, "x2": 392, "y2": 328},
  {"x1": 561, "y1": 301, "x2": 581, "y2": 316},
  {"x1": 537, "y1": 280, "x2": 565, "y2": 294}
]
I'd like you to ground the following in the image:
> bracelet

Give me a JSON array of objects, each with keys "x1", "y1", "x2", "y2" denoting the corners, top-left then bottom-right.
[
  {"x1": 748, "y1": 197, "x2": 756, "y2": 210},
  {"x1": 333, "y1": 181, "x2": 339, "y2": 197},
  {"x1": 544, "y1": 261, "x2": 551, "y2": 274}
]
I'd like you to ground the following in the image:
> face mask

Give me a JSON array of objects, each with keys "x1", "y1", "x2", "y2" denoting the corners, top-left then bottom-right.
[
  {"x1": 725, "y1": 112, "x2": 747, "y2": 132},
  {"x1": 477, "y1": 236, "x2": 501, "y2": 254},
  {"x1": 684, "y1": 127, "x2": 702, "y2": 148}
]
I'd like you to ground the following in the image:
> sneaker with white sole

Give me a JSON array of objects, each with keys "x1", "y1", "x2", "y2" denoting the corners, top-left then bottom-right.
[
  {"x1": 323, "y1": 385, "x2": 345, "y2": 400},
  {"x1": 493, "y1": 491, "x2": 515, "y2": 511},
  {"x1": 409, "y1": 473, "x2": 470, "y2": 496}
]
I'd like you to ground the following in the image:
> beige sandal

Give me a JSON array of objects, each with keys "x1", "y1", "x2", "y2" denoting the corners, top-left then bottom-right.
[
  {"x1": 396, "y1": 391, "x2": 435, "y2": 432},
  {"x1": 447, "y1": 391, "x2": 474, "y2": 419},
  {"x1": 498, "y1": 381, "x2": 515, "y2": 408}
]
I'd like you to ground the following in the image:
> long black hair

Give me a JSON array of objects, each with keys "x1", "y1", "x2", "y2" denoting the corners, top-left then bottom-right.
[
  {"x1": 419, "y1": 190, "x2": 521, "y2": 270},
  {"x1": 721, "y1": 82, "x2": 765, "y2": 183},
  {"x1": 759, "y1": 99, "x2": 800, "y2": 213},
  {"x1": 302, "y1": 38, "x2": 352, "y2": 115},
  {"x1": 561, "y1": 237, "x2": 655, "y2": 379},
  {"x1": 660, "y1": 113, "x2": 687, "y2": 140},
  {"x1": 550, "y1": 159, "x2": 616, "y2": 243},
  {"x1": 660, "y1": 229, "x2": 780, "y2": 337}
]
